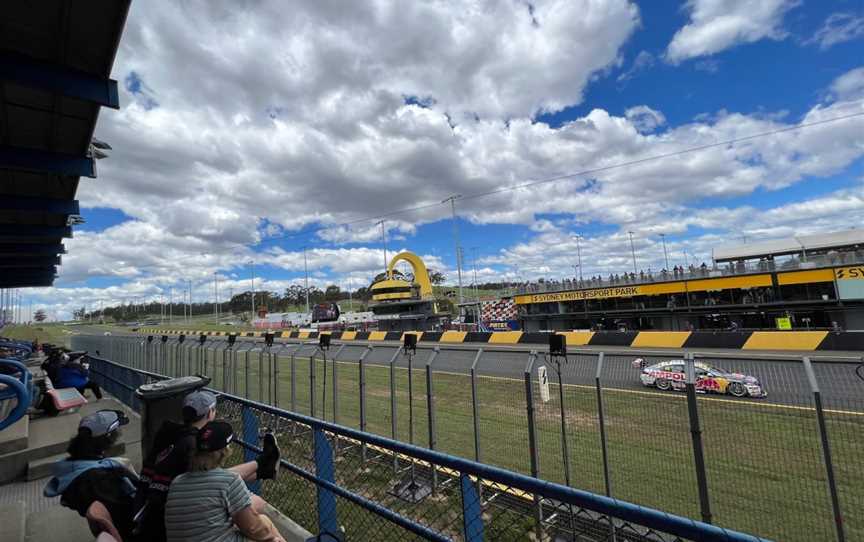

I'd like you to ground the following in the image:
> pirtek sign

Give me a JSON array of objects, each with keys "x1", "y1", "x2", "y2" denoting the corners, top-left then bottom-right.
[
  {"x1": 835, "y1": 266, "x2": 864, "y2": 280},
  {"x1": 515, "y1": 286, "x2": 642, "y2": 304}
]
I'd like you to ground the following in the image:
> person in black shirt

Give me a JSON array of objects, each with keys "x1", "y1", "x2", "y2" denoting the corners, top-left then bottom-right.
[
  {"x1": 135, "y1": 390, "x2": 280, "y2": 541},
  {"x1": 44, "y1": 409, "x2": 138, "y2": 542}
]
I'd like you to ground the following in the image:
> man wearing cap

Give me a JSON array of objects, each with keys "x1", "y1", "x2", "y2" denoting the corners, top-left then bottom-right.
[
  {"x1": 136, "y1": 390, "x2": 280, "y2": 541},
  {"x1": 44, "y1": 409, "x2": 138, "y2": 541},
  {"x1": 165, "y1": 420, "x2": 285, "y2": 542}
]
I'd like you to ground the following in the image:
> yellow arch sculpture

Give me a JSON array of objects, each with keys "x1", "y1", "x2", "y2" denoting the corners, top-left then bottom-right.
[
  {"x1": 387, "y1": 251, "x2": 433, "y2": 299},
  {"x1": 370, "y1": 251, "x2": 434, "y2": 301}
]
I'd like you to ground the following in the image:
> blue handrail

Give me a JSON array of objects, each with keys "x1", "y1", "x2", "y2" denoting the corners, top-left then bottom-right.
[
  {"x1": 0, "y1": 371, "x2": 29, "y2": 431},
  {"x1": 87, "y1": 355, "x2": 769, "y2": 542}
]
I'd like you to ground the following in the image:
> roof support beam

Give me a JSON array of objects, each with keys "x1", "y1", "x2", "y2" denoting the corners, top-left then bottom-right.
[
  {"x1": 0, "y1": 145, "x2": 95, "y2": 178},
  {"x1": 0, "y1": 256, "x2": 62, "y2": 268},
  {"x1": 0, "y1": 224, "x2": 72, "y2": 238},
  {"x1": 0, "y1": 277, "x2": 56, "y2": 288},
  {"x1": 0, "y1": 243, "x2": 65, "y2": 255},
  {"x1": 0, "y1": 51, "x2": 120, "y2": 109},
  {"x1": 0, "y1": 195, "x2": 79, "y2": 215}
]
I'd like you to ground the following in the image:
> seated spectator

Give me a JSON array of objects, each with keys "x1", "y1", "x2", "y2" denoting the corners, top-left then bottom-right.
[
  {"x1": 165, "y1": 420, "x2": 286, "y2": 542},
  {"x1": 43, "y1": 350, "x2": 103, "y2": 400},
  {"x1": 44, "y1": 410, "x2": 138, "y2": 542},
  {"x1": 136, "y1": 391, "x2": 280, "y2": 541}
]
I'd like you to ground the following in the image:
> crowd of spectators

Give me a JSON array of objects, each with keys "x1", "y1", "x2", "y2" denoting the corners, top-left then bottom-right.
[
  {"x1": 516, "y1": 246, "x2": 864, "y2": 295},
  {"x1": 518, "y1": 262, "x2": 715, "y2": 293},
  {"x1": 43, "y1": 391, "x2": 285, "y2": 542}
]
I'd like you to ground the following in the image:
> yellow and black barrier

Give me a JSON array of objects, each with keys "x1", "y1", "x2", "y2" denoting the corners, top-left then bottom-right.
[{"x1": 135, "y1": 328, "x2": 864, "y2": 352}]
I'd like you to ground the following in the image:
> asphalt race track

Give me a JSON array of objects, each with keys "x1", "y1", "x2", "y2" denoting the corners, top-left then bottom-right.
[{"x1": 81, "y1": 328, "x2": 864, "y2": 410}]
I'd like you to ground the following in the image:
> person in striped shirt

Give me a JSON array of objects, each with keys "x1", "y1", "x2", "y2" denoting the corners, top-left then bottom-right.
[{"x1": 165, "y1": 420, "x2": 285, "y2": 542}]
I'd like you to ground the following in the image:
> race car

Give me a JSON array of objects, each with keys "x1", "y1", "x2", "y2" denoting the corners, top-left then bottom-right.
[{"x1": 631, "y1": 359, "x2": 767, "y2": 398}]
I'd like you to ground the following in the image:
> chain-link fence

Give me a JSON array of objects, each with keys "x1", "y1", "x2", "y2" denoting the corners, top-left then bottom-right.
[{"x1": 74, "y1": 334, "x2": 863, "y2": 541}]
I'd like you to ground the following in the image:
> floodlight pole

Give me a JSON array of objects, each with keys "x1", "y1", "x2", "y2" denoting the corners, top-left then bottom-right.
[
  {"x1": 443, "y1": 195, "x2": 464, "y2": 305},
  {"x1": 249, "y1": 260, "x2": 255, "y2": 323},
  {"x1": 574, "y1": 234, "x2": 583, "y2": 282},
  {"x1": 303, "y1": 246, "x2": 310, "y2": 314},
  {"x1": 628, "y1": 231, "x2": 637, "y2": 274},
  {"x1": 660, "y1": 233, "x2": 670, "y2": 271},
  {"x1": 377, "y1": 220, "x2": 388, "y2": 273}
]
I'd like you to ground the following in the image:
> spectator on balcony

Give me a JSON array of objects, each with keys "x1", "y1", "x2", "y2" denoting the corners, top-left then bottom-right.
[
  {"x1": 44, "y1": 410, "x2": 138, "y2": 542},
  {"x1": 136, "y1": 391, "x2": 281, "y2": 541},
  {"x1": 165, "y1": 420, "x2": 286, "y2": 542}
]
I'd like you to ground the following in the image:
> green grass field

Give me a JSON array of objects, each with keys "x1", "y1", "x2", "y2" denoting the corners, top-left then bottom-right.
[
  {"x1": 1, "y1": 323, "x2": 82, "y2": 348},
  {"x1": 140, "y1": 347, "x2": 864, "y2": 541}
]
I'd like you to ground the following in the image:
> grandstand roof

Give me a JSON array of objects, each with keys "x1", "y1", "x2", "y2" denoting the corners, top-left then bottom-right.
[
  {"x1": 0, "y1": 1, "x2": 131, "y2": 288},
  {"x1": 714, "y1": 230, "x2": 864, "y2": 262}
]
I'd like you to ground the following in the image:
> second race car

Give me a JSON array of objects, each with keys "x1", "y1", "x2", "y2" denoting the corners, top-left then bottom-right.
[{"x1": 632, "y1": 359, "x2": 767, "y2": 398}]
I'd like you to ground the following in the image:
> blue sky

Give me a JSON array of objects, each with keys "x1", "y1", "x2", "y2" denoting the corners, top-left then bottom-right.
[{"x1": 21, "y1": 0, "x2": 864, "y2": 319}]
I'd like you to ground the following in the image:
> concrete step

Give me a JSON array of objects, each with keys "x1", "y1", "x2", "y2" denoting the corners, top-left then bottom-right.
[
  {"x1": 25, "y1": 505, "x2": 93, "y2": 542},
  {"x1": 0, "y1": 501, "x2": 26, "y2": 542},
  {"x1": 26, "y1": 442, "x2": 127, "y2": 481},
  {"x1": 0, "y1": 416, "x2": 29, "y2": 455},
  {"x1": 0, "y1": 413, "x2": 81, "y2": 484}
]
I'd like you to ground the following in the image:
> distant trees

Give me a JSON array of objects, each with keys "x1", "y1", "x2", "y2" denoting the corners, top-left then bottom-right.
[{"x1": 428, "y1": 269, "x2": 446, "y2": 285}]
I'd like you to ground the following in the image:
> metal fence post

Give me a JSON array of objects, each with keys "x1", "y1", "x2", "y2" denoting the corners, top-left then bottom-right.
[
  {"x1": 388, "y1": 348, "x2": 401, "y2": 472},
  {"x1": 803, "y1": 356, "x2": 846, "y2": 542},
  {"x1": 331, "y1": 344, "x2": 346, "y2": 425},
  {"x1": 460, "y1": 473, "x2": 484, "y2": 542},
  {"x1": 244, "y1": 345, "x2": 251, "y2": 399},
  {"x1": 470, "y1": 349, "x2": 483, "y2": 463},
  {"x1": 290, "y1": 346, "x2": 298, "y2": 415},
  {"x1": 313, "y1": 428, "x2": 340, "y2": 538},
  {"x1": 242, "y1": 405, "x2": 261, "y2": 495},
  {"x1": 595, "y1": 352, "x2": 617, "y2": 541},
  {"x1": 359, "y1": 345, "x2": 373, "y2": 464},
  {"x1": 685, "y1": 353, "x2": 712, "y2": 524},
  {"x1": 523, "y1": 350, "x2": 543, "y2": 540},
  {"x1": 595, "y1": 352, "x2": 612, "y2": 497},
  {"x1": 310, "y1": 347, "x2": 319, "y2": 419},
  {"x1": 425, "y1": 347, "x2": 440, "y2": 492}
]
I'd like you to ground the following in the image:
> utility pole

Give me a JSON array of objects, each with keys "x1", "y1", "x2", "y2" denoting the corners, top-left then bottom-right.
[
  {"x1": 376, "y1": 220, "x2": 388, "y2": 273},
  {"x1": 188, "y1": 280, "x2": 193, "y2": 320},
  {"x1": 660, "y1": 233, "x2": 670, "y2": 271},
  {"x1": 442, "y1": 195, "x2": 464, "y2": 305},
  {"x1": 303, "y1": 247, "x2": 310, "y2": 313},
  {"x1": 169, "y1": 288, "x2": 173, "y2": 323},
  {"x1": 347, "y1": 277, "x2": 354, "y2": 312},
  {"x1": 628, "y1": 231, "x2": 638, "y2": 274}
]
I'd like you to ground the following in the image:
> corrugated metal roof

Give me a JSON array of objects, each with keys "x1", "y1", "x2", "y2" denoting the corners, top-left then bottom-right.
[
  {"x1": 714, "y1": 230, "x2": 864, "y2": 261},
  {"x1": 0, "y1": 0, "x2": 131, "y2": 287}
]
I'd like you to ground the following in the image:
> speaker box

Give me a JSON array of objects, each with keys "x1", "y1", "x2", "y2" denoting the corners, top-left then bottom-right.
[
  {"x1": 264, "y1": 332, "x2": 274, "y2": 347},
  {"x1": 403, "y1": 333, "x2": 417, "y2": 353},
  {"x1": 549, "y1": 333, "x2": 566, "y2": 356},
  {"x1": 227, "y1": 333, "x2": 236, "y2": 346},
  {"x1": 319, "y1": 334, "x2": 331, "y2": 350},
  {"x1": 199, "y1": 334, "x2": 207, "y2": 345}
]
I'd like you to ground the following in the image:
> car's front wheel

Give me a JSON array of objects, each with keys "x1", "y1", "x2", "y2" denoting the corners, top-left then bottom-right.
[
  {"x1": 727, "y1": 382, "x2": 747, "y2": 397},
  {"x1": 655, "y1": 379, "x2": 671, "y2": 391}
]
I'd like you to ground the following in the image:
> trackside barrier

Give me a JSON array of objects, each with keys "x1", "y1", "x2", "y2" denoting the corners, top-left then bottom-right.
[
  {"x1": 74, "y1": 335, "x2": 864, "y2": 541},
  {"x1": 85, "y1": 352, "x2": 769, "y2": 542}
]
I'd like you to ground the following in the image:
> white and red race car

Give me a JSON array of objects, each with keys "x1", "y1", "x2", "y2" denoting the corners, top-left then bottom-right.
[{"x1": 632, "y1": 359, "x2": 767, "y2": 398}]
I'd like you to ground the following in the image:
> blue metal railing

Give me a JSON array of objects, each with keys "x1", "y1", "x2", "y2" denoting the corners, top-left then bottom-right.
[
  {"x1": 87, "y1": 354, "x2": 770, "y2": 542},
  {"x1": 0, "y1": 358, "x2": 32, "y2": 430}
]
